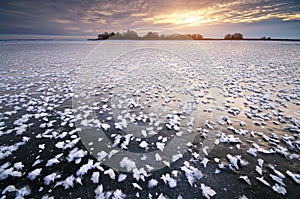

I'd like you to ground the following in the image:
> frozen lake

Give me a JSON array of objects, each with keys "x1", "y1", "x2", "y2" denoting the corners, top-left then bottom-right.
[{"x1": 0, "y1": 40, "x2": 299, "y2": 198}]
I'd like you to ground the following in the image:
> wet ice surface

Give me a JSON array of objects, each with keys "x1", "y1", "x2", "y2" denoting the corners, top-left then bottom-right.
[{"x1": 0, "y1": 40, "x2": 299, "y2": 199}]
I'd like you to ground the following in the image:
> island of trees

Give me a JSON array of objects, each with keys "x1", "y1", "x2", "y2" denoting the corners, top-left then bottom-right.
[
  {"x1": 88, "y1": 30, "x2": 300, "y2": 41},
  {"x1": 224, "y1": 33, "x2": 243, "y2": 40},
  {"x1": 93, "y1": 30, "x2": 203, "y2": 40}
]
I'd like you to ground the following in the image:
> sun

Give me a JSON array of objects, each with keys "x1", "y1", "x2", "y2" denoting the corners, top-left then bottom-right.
[
  {"x1": 144, "y1": 11, "x2": 210, "y2": 27},
  {"x1": 182, "y1": 16, "x2": 202, "y2": 24}
]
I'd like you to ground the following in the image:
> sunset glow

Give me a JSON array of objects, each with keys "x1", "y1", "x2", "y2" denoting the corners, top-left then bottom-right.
[
  {"x1": 143, "y1": 11, "x2": 212, "y2": 26},
  {"x1": 0, "y1": 0, "x2": 299, "y2": 38},
  {"x1": 143, "y1": 3, "x2": 300, "y2": 27}
]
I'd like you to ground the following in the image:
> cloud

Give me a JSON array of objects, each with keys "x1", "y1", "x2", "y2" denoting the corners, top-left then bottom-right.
[
  {"x1": 131, "y1": 13, "x2": 148, "y2": 17},
  {"x1": 0, "y1": 0, "x2": 299, "y2": 37},
  {"x1": 142, "y1": 0, "x2": 300, "y2": 27},
  {"x1": 51, "y1": 19, "x2": 73, "y2": 24},
  {"x1": 64, "y1": 26, "x2": 81, "y2": 31}
]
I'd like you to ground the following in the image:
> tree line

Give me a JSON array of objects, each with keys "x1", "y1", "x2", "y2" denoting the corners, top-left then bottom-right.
[
  {"x1": 224, "y1": 33, "x2": 243, "y2": 40},
  {"x1": 96, "y1": 30, "x2": 203, "y2": 40},
  {"x1": 93, "y1": 30, "x2": 247, "y2": 40}
]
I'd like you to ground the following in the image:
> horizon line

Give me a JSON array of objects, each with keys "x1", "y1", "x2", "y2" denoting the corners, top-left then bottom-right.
[{"x1": 1, "y1": 33, "x2": 300, "y2": 41}]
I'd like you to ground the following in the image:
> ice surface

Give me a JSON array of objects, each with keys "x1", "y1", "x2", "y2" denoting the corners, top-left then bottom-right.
[{"x1": 0, "y1": 40, "x2": 299, "y2": 198}]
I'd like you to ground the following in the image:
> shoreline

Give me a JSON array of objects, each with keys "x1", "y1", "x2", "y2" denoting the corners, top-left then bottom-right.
[{"x1": 87, "y1": 38, "x2": 300, "y2": 42}]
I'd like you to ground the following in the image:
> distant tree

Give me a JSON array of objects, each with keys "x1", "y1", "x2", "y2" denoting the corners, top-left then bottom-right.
[
  {"x1": 160, "y1": 34, "x2": 166, "y2": 40},
  {"x1": 176, "y1": 34, "x2": 188, "y2": 40},
  {"x1": 122, "y1": 30, "x2": 139, "y2": 39},
  {"x1": 224, "y1": 33, "x2": 243, "y2": 40},
  {"x1": 261, "y1": 36, "x2": 272, "y2": 40},
  {"x1": 112, "y1": 32, "x2": 123, "y2": 40},
  {"x1": 97, "y1": 32, "x2": 116, "y2": 40},
  {"x1": 231, "y1": 33, "x2": 243, "y2": 40},
  {"x1": 191, "y1": 34, "x2": 203, "y2": 40},
  {"x1": 143, "y1": 32, "x2": 159, "y2": 40},
  {"x1": 165, "y1": 34, "x2": 174, "y2": 40},
  {"x1": 171, "y1": 34, "x2": 190, "y2": 40},
  {"x1": 224, "y1": 34, "x2": 231, "y2": 40}
]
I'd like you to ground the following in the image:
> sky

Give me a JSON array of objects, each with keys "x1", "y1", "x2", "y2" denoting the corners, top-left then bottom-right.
[{"x1": 0, "y1": 0, "x2": 300, "y2": 39}]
